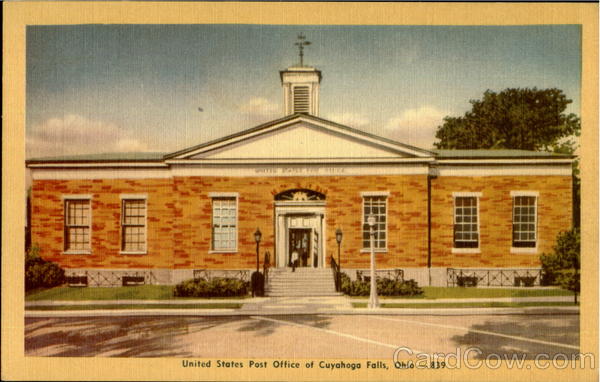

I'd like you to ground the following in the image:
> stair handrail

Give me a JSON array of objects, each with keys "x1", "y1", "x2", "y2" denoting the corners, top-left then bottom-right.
[
  {"x1": 330, "y1": 255, "x2": 341, "y2": 292},
  {"x1": 263, "y1": 250, "x2": 271, "y2": 286}
]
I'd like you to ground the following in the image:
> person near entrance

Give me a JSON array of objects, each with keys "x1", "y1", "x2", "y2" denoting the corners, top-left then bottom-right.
[{"x1": 290, "y1": 249, "x2": 299, "y2": 272}]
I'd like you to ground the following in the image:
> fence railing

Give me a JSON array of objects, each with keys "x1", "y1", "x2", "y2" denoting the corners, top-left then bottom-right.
[
  {"x1": 66, "y1": 270, "x2": 158, "y2": 287},
  {"x1": 447, "y1": 268, "x2": 542, "y2": 287},
  {"x1": 356, "y1": 269, "x2": 404, "y2": 282}
]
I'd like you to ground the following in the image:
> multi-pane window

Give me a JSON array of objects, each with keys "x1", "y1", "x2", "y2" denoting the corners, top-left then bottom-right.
[
  {"x1": 513, "y1": 196, "x2": 537, "y2": 247},
  {"x1": 362, "y1": 195, "x2": 387, "y2": 250},
  {"x1": 212, "y1": 197, "x2": 237, "y2": 251},
  {"x1": 121, "y1": 199, "x2": 146, "y2": 252},
  {"x1": 64, "y1": 199, "x2": 90, "y2": 252},
  {"x1": 454, "y1": 196, "x2": 479, "y2": 248}
]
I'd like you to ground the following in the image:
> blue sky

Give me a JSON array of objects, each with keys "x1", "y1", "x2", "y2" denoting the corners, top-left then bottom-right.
[{"x1": 26, "y1": 24, "x2": 581, "y2": 157}]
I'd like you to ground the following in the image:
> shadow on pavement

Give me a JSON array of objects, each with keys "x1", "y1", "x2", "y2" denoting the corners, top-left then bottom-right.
[
  {"x1": 25, "y1": 315, "x2": 334, "y2": 357},
  {"x1": 236, "y1": 314, "x2": 333, "y2": 335},
  {"x1": 25, "y1": 316, "x2": 243, "y2": 357},
  {"x1": 450, "y1": 314, "x2": 580, "y2": 360}
]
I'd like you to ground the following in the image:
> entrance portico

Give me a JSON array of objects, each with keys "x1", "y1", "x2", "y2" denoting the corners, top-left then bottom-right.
[{"x1": 274, "y1": 189, "x2": 326, "y2": 269}]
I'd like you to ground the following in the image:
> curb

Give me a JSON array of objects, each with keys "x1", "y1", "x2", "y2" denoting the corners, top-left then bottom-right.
[
  {"x1": 25, "y1": 295, "x2": 573, "y2": 306},
  {"x1": 25, "y1": 305, "x2": 579, "y2": 318}
]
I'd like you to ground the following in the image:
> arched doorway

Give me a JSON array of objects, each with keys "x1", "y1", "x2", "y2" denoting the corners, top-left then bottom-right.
[{"x1": 274, "y1": 189, "x2": 326, "y2": 269}]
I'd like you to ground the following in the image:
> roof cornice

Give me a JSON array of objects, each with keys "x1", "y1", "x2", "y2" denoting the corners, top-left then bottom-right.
[{"x1": 165, "y1": 113, "x2": 435, "y2": 160}]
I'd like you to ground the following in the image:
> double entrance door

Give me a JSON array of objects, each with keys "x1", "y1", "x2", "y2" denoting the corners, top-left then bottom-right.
[
  {"x1": 288, "y1": 228, "x2": 319, "y2": 268},
  {"x1": 275, "y1": 208, "x2": 324, "y2": 269}
]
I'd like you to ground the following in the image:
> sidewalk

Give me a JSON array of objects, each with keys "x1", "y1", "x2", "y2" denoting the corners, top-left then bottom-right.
[
  {"x1": 25, "y1": 298, "x2": 258, "y2": 306},
  {"x1": 25, "y1": 295, "x2": 579, "y2": 318},
  {"x1": 349, "y1": 295, "x2": 576, "y2": 304}
]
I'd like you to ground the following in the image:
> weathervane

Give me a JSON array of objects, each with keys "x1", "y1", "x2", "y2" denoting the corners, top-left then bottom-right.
[{"x1": 294, "y1": 34, "x2": 311, "y2": 67}]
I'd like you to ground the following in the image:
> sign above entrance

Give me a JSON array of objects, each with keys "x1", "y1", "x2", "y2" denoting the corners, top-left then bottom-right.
[{"x1": 275, "y1": 189, "x2": 326, "y2": 201}]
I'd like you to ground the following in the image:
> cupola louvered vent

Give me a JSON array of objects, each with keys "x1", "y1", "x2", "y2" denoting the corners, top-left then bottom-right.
[
  {"x1": 281, "y1": 66, "x2": 321, "y2": 116},
  {"x1": 293, "y1": 86, "x2": 310, "y2": 113}
]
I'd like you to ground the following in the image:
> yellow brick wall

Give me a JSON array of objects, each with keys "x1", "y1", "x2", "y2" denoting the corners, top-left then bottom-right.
[
  {"x1": 170, "y1": 175, "x2": 429, "y2": 269},
  {"x1": 430, "y1": 175, "x2": 572, "y2": 268},
  {"x1": 31, "y1": 178, "x2": 176, "y2": 269},
  {"x1": 30, "y1": 174, "x2": 572, "y2": 271}
]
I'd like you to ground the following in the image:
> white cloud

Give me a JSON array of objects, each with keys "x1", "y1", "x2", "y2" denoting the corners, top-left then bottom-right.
[
  {"x1": 384, "y1": 106, "x2": 446, "y2": 149},
  {"x1": 26, "y1": 114, "x2": 152, "y2": 158},
  {"x1": 325, "y1": 113, "x2": 370, "y2": 129},
  {"x1": 239, "y1": 97, "x2": 279, "y2": 117}
]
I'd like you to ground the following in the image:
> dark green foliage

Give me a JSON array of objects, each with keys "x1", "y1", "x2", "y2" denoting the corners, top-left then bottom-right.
[
  {"x1": 434, "y1": 88, "x2": 580, "y2": 151},
  {"x1": 540, "y1": 228, "x2": 580, "y2": 302},
  {"x1": 456, "y1": 276, "x2": 478, "y2": 287},
  {"x1": 173, "y1": 277, "x2": 250, "y2": 298},
  {"x1": 340, "y1": 272, "x2": 423, "y2": 297},
  {"x1": 25, "y1": 245, "x2": 65, "y2": 291},
  {"x1": 251, "y1": 271, "x2": 265, "y2": 297},
  {"x1": 434, "y1": 87, "x2": 581, "y2": 229}
]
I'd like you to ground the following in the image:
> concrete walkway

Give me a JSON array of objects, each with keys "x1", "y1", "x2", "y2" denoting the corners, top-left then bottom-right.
[
  {"x1": 25, "y1": 294, "x2": 574, "y2": 306},
  {"x1": 24, "y1": 295, "x2": 579, "y2": 318},
  {"x1": 349, "y1": 295, "x2": 576, "y2": 304},
  {"x1": 240, "y1": 296, "x2": 353, "y2": 314},
  {"x1": 25, "y1": 298, "x2": 259, "y2": 306}
]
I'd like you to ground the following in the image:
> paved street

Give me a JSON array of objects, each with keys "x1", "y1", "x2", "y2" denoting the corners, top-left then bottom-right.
[{"x1": 25, "y1": 313, "x2": 579, "y2": 359}]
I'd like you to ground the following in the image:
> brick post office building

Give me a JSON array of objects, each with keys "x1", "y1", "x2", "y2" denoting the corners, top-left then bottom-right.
[{"x1": 26, "y1": 64, "x2": 574, "y2": 290}]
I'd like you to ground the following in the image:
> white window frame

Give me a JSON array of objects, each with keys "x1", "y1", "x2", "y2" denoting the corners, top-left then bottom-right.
[
  {"x1": 209, "y1": 192, "x2": 239, "y2": 253},
  {"x1": 120, "y1": 194, "x2": 148, "y2": 255},
  {"x1": 451, "y1": 192, "x2": 482, "y2": 254},
  {"x1": 62, "y1": 194, "x2": 92, "y2": 254},
  {"x1": 360, "y1": 191, "x2": 390, "y2": 253},
  {"x1": 510, "y1": 191, "x2": 539, "y2": 254}
]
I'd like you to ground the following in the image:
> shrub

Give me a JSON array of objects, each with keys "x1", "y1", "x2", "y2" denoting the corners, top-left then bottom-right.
[
  {"x1": 456, "y1": 276, "x2": 478, "y2": 287},
  {"x1": 340, "y1": 272, "x2": 423, "y2": 297},
  {"x1": 540, "y1": 228, "x2": 580, "y2": 303},
  {"x1": 173, "y1": 277, "x2": 250, "y2": 298},
  {"x1": 25, "y1": 245, "x2": 65, "y2": 291}
]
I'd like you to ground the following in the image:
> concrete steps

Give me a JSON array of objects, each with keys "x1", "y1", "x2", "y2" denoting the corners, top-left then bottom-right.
[{"x1": 265, "y1": 268, "x2": 341, "y2": 297}]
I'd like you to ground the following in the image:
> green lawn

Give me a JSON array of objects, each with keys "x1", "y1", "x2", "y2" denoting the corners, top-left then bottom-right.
[
  {"x1": 351, "y1": 286, "x2": 572, "y2": 300},
  {"x1": 352, "y1": 301, "x2": 578, "y2": 309},
  {"x1": 25, "y1": 285, "x2": 249, "y2": 301},
  {"x1": 26, "y1": 303, "x2": 242, "y2": 311}
]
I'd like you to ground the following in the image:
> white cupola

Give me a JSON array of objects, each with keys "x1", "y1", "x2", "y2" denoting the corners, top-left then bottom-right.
[{"x1": 280, "y1": 34, "x2": 322, "y2": 116}]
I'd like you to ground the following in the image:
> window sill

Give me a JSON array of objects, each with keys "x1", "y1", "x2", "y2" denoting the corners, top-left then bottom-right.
[
  {"x1": 63, "y1": 250, "x2": 91, "y2": 255},
  {"x1": 208, "y1": 250, "x2": 238, "y2": 254},
  {"x1": 120, "y1": 251, "x2": 147, "y2": 255},
  {"x1": 360, "y1": 248, "x2": 388, "y2": 253},
  {"x1": 510, "y1": 246, "x2": 538, "y2": 254},
  {"x1": 451, "y1": 247, "x2": 481, "y2": 254}
]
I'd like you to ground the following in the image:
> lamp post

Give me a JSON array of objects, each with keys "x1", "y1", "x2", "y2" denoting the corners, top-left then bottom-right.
[
  {"x1": 367, "y1": 215, "x2": 380, "y2": 309},
  {"x1": 254, "y1": 228, "x2": 262, "y2": 273},
  {"x1": 335, "y1": 228, "x2": 343, "y2": 290}
]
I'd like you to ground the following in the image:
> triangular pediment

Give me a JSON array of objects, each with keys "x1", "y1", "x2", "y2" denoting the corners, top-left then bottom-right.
[{"x1": 166, "y1": 114, "x2": 433, "y2": 161}]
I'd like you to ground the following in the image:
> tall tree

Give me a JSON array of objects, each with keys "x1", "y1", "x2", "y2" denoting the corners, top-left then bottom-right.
[
  {"x1": 434, "y1": 88, "x2": 580, "y2": 151},
  {"x1": 434, "y1": 87, "x2": 581, "y2": 227}
]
